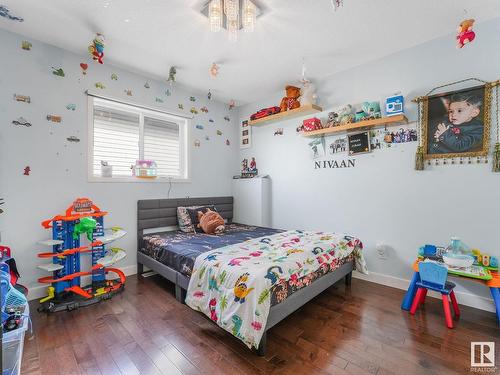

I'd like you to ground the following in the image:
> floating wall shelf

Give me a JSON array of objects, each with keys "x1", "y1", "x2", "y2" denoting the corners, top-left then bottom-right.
[
  {"x1": 302, "y1": 114, "x2": 408, "y2": 137},
  {"x1": 249, "y1": 104, "x2": 323, "y2": 126}
]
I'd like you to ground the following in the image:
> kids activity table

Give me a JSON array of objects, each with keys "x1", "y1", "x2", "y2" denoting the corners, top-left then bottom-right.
[{"x1": 401, "y1": 259, "x2": 500, "y2": 327}]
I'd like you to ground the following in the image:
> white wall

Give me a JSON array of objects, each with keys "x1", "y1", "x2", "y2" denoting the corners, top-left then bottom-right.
[
  {"x1": 239, "y1": 18, "x2": 500, "y2": 311},
  {"x1": 0, "y1": 29, "x2": 239, "y2": 296}
]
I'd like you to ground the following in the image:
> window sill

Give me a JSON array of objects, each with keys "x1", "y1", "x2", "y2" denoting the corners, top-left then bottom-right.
[{"x1": 88, "y1": 176, "x2": 191, "y2": 183}]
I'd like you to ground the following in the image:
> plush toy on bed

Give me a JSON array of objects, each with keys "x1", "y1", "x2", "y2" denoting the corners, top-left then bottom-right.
[{"x1": 197, "y1": 208, "x2": 225, "y2": 234}]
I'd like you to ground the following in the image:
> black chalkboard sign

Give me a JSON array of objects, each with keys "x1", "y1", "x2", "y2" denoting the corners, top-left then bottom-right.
[{"x1": 348, "y1": 131, "x2": 371, "y2": 155}]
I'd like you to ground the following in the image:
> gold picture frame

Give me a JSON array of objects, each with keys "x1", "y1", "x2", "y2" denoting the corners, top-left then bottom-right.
[{"x1": 421, "y1": 83, "x2": 491, "y2": 159}]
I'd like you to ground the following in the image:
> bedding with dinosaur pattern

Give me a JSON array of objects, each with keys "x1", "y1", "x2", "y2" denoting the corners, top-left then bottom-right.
[{"x1": 185, "y1": 230, "x2": 367, "y2": 349}]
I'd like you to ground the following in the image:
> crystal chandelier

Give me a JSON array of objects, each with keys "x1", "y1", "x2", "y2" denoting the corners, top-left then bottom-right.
[{"x1": 205, "y1": 0, "x2": 259, "y2": 42}]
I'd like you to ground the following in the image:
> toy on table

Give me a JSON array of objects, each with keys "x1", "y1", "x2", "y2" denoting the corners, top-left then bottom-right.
[
  {"x1": 410, "y1": 261, "x2": 460, "y2": 329},
  {"x1": 37, "y1": 198, "x2": 126, "y2": 312},
  {"x1": 279, "y1": 85, "x2": 301, "y2": 112},
  {"x1": 471, "y1": 249, "x2": 499, "y2": 270},
  {"x1": 457, "y1": 19, "x2": 475, "y2": 49},
  {"x1": 241, "y1": 158, "x2": 258, "y2": 178},
  {"x1": 88, "y1": 33, "x2": 105, "y2": 64}
]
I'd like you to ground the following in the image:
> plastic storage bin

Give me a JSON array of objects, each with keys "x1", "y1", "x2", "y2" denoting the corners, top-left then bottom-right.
[{"x1": 2, "y1": 304, "x2": 29, "y2": 375}]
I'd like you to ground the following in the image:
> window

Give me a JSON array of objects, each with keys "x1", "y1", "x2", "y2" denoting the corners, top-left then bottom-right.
[{"x1": 88, "y1": 96, "x2": 189, "y2": 181}]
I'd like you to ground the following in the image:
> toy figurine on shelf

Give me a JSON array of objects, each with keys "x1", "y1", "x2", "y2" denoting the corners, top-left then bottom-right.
[
  {"x1": 324, "y1": 112, "x2": 340, "y2": 128},
  {"x1": 88, "y1": 33, "x2": 105, "y2": 64},
  {"x1": 241, "y1": 158, "x2": 258, "y2": 178},
  {"x1": 37, "y1": 198, "x2": 127, "y2": 313}
]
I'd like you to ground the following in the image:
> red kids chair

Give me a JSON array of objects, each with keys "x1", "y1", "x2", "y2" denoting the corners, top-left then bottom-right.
[{"x1": 410, "y1": 261, "x2": 460, "y2": 328}]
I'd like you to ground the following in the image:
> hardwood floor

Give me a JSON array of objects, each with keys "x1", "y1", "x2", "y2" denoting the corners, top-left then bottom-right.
[{"x1": 21, "y1": 276, "x2": 499, "y2": 375}]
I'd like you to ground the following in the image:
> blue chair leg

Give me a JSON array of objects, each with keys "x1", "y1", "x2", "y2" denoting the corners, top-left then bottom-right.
[
  {"x1": 402, "y1": 272, "x2": 420, "y2": 311},
  {"x1": 489, "y1": 287, "x2": 500, "y2": 327}
]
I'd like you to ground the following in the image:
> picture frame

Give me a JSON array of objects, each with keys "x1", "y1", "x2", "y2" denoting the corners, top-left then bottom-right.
[
  {"x1": 240, "y1": 120, "x2": 252, "y2": 149},
  {"x1": 422, "y1": 84, "x2": 491, "y2": 159},
  {"x1": 348, "y1": 131, "x2": 371, "y2": 155}
]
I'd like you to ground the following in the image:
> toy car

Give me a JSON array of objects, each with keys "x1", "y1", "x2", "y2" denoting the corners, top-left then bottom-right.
[
  {"x1": 12, "y1": 117, "x2": 32, "y2": 127},
  {"x1": 250, "y1": 106, "x2": 281, "y2": 121}
]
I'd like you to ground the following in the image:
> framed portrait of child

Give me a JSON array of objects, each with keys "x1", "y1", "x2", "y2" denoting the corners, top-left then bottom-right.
[{"x1": 422, "y1": 84, "x2": 491, "y2": 159}]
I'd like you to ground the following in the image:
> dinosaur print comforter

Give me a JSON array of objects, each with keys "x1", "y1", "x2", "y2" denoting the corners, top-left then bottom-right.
[{"x1": 185, "y1": 230, "x2": 367, "y2": 349}]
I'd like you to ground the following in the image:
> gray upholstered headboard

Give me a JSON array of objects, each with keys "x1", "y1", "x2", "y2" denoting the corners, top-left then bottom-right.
[{"x1": 137, "y1": 196, "x2": 234, "y2": 247}]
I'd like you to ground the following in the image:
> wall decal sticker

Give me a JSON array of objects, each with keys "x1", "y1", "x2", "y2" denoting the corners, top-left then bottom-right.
[
  {"x1": 190, "y1": 107, "x2": 198, "y2": 114},
  {"x1": 328, "y1": 137, "x2": 347, "y2": 154},
  {"x1": 88, "y1": 33, "x2": 105, "y2": 64},
  {"x1": 67, "y1": 136, "x2": 80, "y2": 143},
  {"x1": 189, "y1": 96, "x2": 196, "y2": 102},
  {"x1": 210, "y1": 63, "x2": 219, "y2": 78},
  {"x1": 111, "y1": 73, "x2": 118, "y2": 81},
  {"x1": 274, "y1": 128, "x2": 283, "y2": 136},
  {"x1": 205, "y1": 136, "x2": 210, "y2": 141},
  {"x1": 178, "y1": 104, "x2": 184, "y2": 110},
  {"x1": 124, "y1": 89, "x2": 133, "y2": 96},
  {"x1": 208, "y1": 90, "x2": 212, "y2": 100},
  {"x1": 196, "y1": 124, "x2": 204, "y2": 130},
  {"x1": 95, "y1": 82, "x2": 106, "y2": 89},
  {"x1": 201, "y1": 106, "x2": 208, "y2": 113},
  {"x1": 209, "y1": 119, "x2": 214, "y2": 123},
  {"x1": 66, "y1": 104, "x2": 76, "y2": 111},
  {"x1": 12, "y1": 117, "x2": 31, "y2": 127},
  {"x1": 144, "y1": 82, "x2": 150, "y2": 89},
  {"x1": 165, "y1": 89, "x2": 171, "y2": 96},
  {"x1": 0, "y1": 198, "x2": 4, "y2": 214},
  {"x1": 224, "y1": 116, "x2": 230, "y2": 121},
  {"x1": 51, "y1": 67, "x2": 65, "y2": 77},
  {"x1": 314, "y1": 159, "x2": 355, "y2": 169},
  {"x1": 80, "y1": 63, "x2": 88, "y2": 75},
  {"x1": 13, "y1": 94, "x2": 30, "y2": 103},
  {"x1": 0, "y1": 5, "x2": 24, "y2": 22},
  {"x1": 228, "y1": 100, "x2": 236, "y2": 110},
  {"x1": 46, "y1": 115, "x2": 62, "y2": 123},
  {"x1": 194, "y1": 139, "x2": 201, "y2": 147},
  {"x1": 167, "y1": 66, "x2": 177, "y2": 84},
  {"x1": 155, "y1": 97, "x2": 164, "y2": 103},
  {"x1": 21, "y1": 41, "x2": 32, "y2": 50},
  {"x1": 23, "y1": 166, "x2": 31, "y2": 175},
  {"x1": 226, "y1": 139, "x2": 230, "y2": 146},
  {"x1": 217, "y1": 130, "x2": 222, "y2": 136}
]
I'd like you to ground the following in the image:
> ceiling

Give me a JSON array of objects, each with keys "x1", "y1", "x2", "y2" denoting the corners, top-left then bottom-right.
[{"x1": 2, "y1": 0, "x2": 500, "y2": 105}]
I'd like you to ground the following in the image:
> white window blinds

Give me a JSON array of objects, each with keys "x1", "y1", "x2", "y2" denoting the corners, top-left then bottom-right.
[{"x1": 89, "y1": 96, "x2": 188, "y2": 180}]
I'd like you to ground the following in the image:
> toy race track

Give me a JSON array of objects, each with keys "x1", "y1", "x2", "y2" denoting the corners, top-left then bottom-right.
[{"x1": 36, "y1": 198, "x2": 127, "y2": 313}]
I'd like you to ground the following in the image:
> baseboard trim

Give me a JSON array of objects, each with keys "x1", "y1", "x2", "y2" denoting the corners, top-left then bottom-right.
[
  {"x1": 353, "y1": 270, "x2": 496, "y2": 313},
  {"x1": 27, "y1": 264, "x2": 138, "y2": 301}
]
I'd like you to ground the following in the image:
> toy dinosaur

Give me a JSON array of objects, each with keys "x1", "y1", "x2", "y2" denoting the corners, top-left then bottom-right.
[{"x1": 72, "y1": 217, "x2": 97, "y2": 241}]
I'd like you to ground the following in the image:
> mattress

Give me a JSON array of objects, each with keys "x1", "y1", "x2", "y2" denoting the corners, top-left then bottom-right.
[{"x1": 139, "y1": 223, "x2": 283, "y2": 277}]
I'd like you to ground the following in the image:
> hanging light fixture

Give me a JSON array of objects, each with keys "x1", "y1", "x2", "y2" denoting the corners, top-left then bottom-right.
[
  {"x1": 208, "y1": 0, "x2": 222, "y2": 32},
  {"x1": 205, "y1": 0, "x2": 261, "y2": 41}
]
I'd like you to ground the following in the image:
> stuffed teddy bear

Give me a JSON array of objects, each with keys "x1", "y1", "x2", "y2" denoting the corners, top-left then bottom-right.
[
  {"x1": 197, "y1": 208, "x2": 225, "y2": 234},
  {"x1": 324, "y1": 112, "x2": 339, "y2": 128},
  {"x1": 457, "y1": 19, "x2": 475, "y2": 48},
  {"x1": 280, "y1": 85, "x2": 301, "y2": 112}
]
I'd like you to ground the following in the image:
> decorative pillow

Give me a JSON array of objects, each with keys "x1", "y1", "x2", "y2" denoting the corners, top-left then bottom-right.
[
  {"x1": 197, "y1": 209, "x2": 225, "y2": 234},
  {"x1": 186, "y1": 205, "x2": 217, "y2": 232},
  {"x1": 177, "y1": 205, "x2": 212, "y2": 233}
]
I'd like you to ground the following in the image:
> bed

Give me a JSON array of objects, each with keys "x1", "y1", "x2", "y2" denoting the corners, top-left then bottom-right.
[{"x1": 137, "y1": 197, "x2": 364, "y2": 355}]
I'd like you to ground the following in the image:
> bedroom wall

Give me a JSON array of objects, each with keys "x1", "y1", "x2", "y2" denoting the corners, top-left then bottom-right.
[
  {"x1": 0, "y1": 29, "x2": 240, "y2": 298},
  {"x1": 238, "y1": 18, "x2": 500, "y2": 311}
]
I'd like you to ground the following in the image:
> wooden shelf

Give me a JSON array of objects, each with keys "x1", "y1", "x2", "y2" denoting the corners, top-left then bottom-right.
[
  {"x1": 302, "y1": 114, "x2": 408, "y2": 137},
  {"x1": 249, "y1": 104, "x2": 323, "y2": 126}
]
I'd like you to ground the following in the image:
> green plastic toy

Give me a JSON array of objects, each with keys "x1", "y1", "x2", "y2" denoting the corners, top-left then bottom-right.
[{"x1": 73, "y1": 217, "x2": 97, "y2": 241}]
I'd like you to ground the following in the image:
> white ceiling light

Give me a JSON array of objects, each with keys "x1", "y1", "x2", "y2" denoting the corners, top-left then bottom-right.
[{"x1": 202, "y1": 0, "x2": 261, "y2": 42}]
